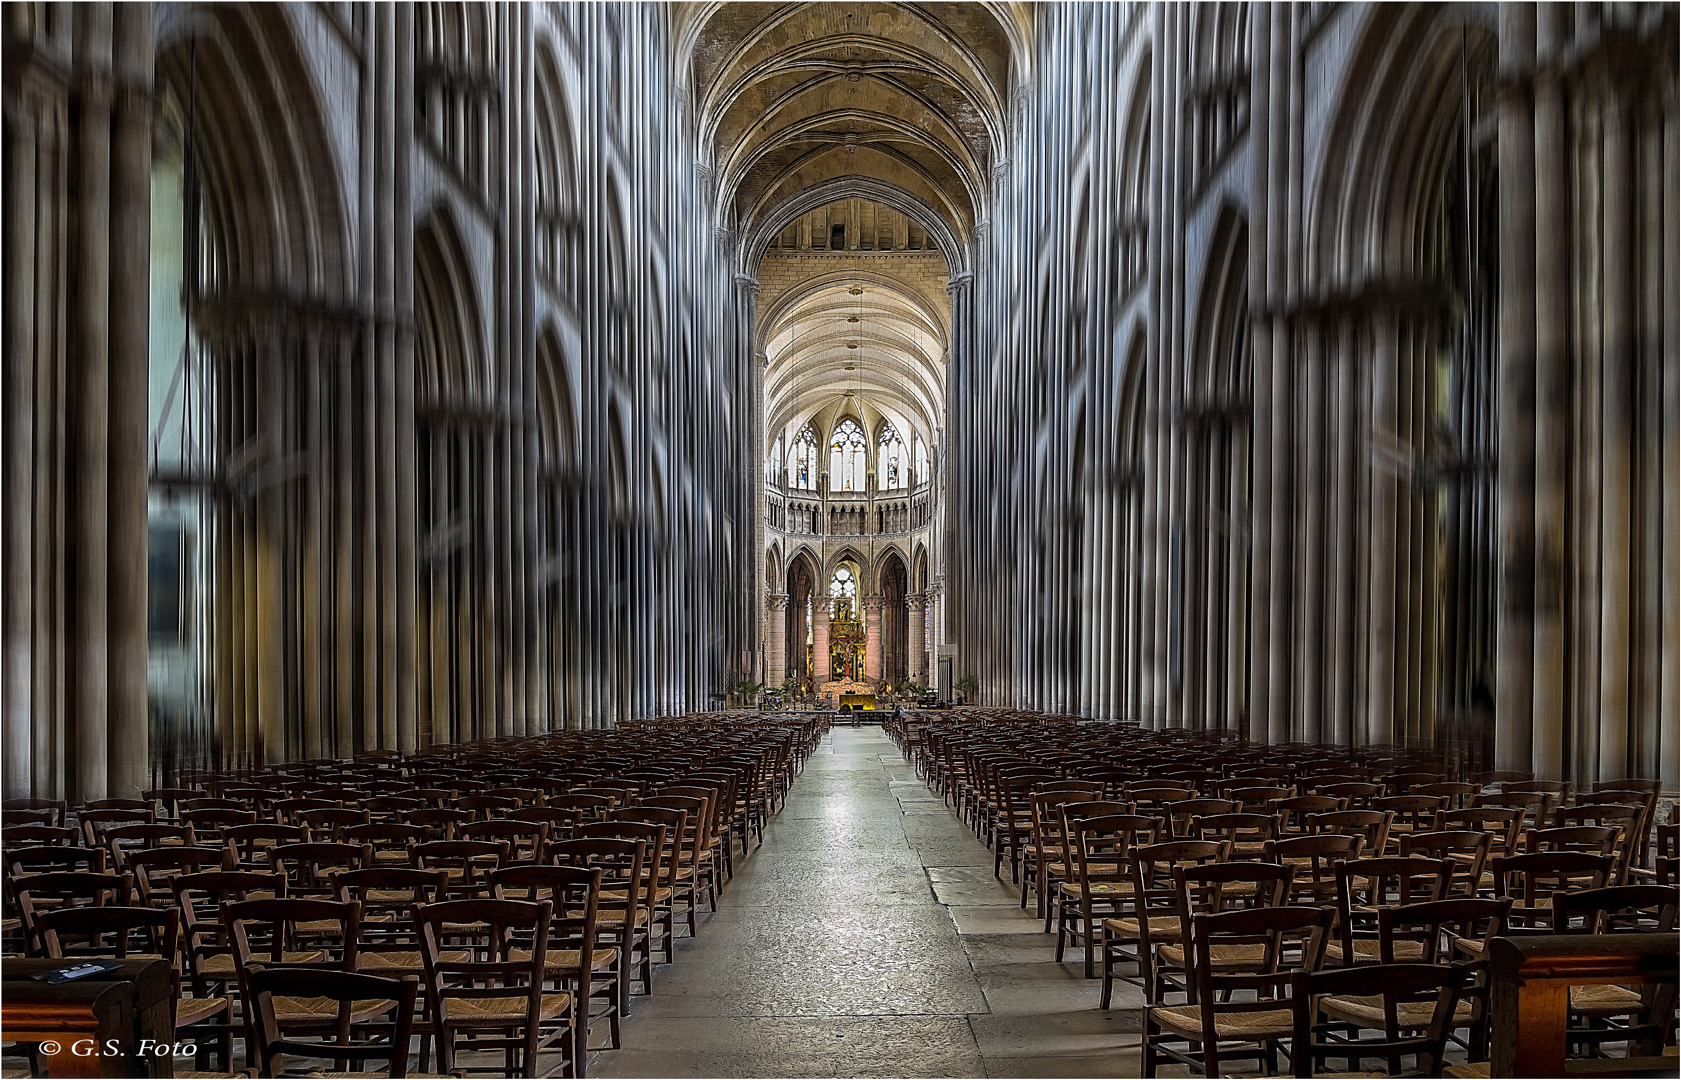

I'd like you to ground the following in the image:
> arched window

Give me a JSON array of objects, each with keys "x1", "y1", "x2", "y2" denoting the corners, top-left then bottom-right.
[
  {"x1": 766, "y1": 435, "x2": 784, "y2": 485},
  {"x1": 913, "y1": 434, "x2": 929, "y2": 486},
  {"x1": 790, "y1": 423, "x2": 818, "y2": 490},
  {"x1": 878, "y1": 422, "x2": 907, "y2": 490},
  {"x1": 829, "y1": 564, "x2": 857, "y2": 600},
  {"x1": 830, "y1": 418, "x2": 867, "y2": 492}
]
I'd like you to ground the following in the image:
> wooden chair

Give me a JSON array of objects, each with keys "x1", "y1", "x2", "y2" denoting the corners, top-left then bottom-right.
[
  {"x1": 1271, "y1": 795, "x2": 1346, "y2": 836},
  {"x1": 550, "y1": 836, "x2": 647, "y2": 1013},
  {"x1": 1492, "y1": 851, "x2": 1613, "y2": 935},
  {"x1": 491, "y1": 864, "x2": 608, "y2": 1072},
  {"x1": 411, "y1": 840, "x2": 508, "y2": 902},
  {"x1": 459, "y1": 819, "x2": 549, "y2": 866},
  {"x1": 1548, "y1": 882, "x2": 1679, "y2": 1057},
  {"x1": 1024, "y1": 787, "x2": 1101, "y2": 922},
  {"x1": 1307, "y1": 809, "x2": 1393, "y2": 855},
  {"x1": 1291, "y1": 962, "x2": 1470, "y2": 1077},
  {"x1": 245, "y1": 966, "x2": 418, "y2": 1079},
  {"x1": 1398, "y1": 830, "x2": 1492, "y2": 898},
  {"x1": 222, "y1": 823, "x2": 306, "y2": 872},
  {"x1": 128, "y1": 844, "x2": 232, "y2": 906},
  {"x1": 1263, "y1": 834, "x2": 1361, "y2": 907},
  {"x1": 1328, "y1": 897, "x2": 1508, "y2": 1056},
  {"x1": 1149, "y1": 861, "x2": 1293, "y2": 1003},
  {"x1": 592, "y1": 818, "x2": 674, "y2": 965},
  {"x1": 225, "y1": 896, "x2": 377, "y2": 1058},
  {"x1": 272, "y1": 841, "x2": 375, "y2": 899},
  {"x1": 1103, "y1": 839, "x2": 1224, "y2": 1010},
  {"x1": 1327, "y1": 856, "x2": 1451, "y2": 966},
  {"x1": 416, "y1": 898, "x2": 576, "y2": 1078},
  {"x1": 13, "y1": 871, "x2": 131, "y2": 956},
  {"x1": 1141, "y1": 905, "x2": 1333, "y2": 1078},
  {"x1": 39, "y1": 903, "x2": 233, "y2": 1066},
  {"x1": 1053, "y1": 811, "x2": 1154, "y2": 979}
]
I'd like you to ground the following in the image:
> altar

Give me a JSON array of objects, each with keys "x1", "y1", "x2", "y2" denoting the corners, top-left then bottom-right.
[{"x1": 817, "y1": 678, "x2": 876, "y2": 710}]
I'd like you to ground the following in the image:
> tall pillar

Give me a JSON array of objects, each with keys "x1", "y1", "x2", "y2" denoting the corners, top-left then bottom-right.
[
  {"x1": 908, "y1": 591, "x2": 926, "y2": 682},
  {"x1": 1495, "y1": 2, "x2": 1537, "y2": 773},
  {"x1": 1531, "y1": 3, "x2": 1569, "y2": 780},
  {"x1": 1597, "y1": 74, "x2": 1633, "y2": 782},
  {"x1": 863, "y1": 595, "x2": 883, "y2": 682},
  {"x1": 766, "y1": 594, "x2": 788, "y2": 687},
  {"x1": 106, "y1": 2, "x2": 154, "y2": 797},
  {"x1": 812, "y1": 605, "x2": 831, "y2": 686},
  {"x1": 70, "y1": 4, "x2": 115, "y2": 801}
]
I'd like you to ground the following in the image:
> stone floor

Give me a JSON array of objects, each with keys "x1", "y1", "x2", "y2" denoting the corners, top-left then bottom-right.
[{"x1": 591, "y1": 726, "x2": 1145, "y2": 1078}]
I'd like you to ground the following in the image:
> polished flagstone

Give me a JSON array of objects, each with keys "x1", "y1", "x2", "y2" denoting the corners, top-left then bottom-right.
[{"x1": 592, "y1": 726, "x2": 1144, "y2": 1078}]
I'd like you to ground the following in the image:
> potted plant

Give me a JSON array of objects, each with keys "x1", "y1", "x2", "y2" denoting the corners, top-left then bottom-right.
[{"x1": 953, "y1": 674, "x2": 979, "y2": 705}]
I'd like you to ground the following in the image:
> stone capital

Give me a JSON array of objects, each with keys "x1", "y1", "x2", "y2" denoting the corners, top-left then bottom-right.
[
  {"x1": 908, "y1": 591, "x2": 927, "y2": 604},
  {"x1": 862, "y1": 595, "x2": 884, "y2": 617},
  {"x1": 767, "y1": 592, "x2": 790, "y2": 612}
]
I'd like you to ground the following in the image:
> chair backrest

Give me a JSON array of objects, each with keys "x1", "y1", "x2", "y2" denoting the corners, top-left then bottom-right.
[
  {"x1": 14, "y1": 871, "x2": 132, "y2": 955},
  {"x1": 1491, "y1": 850, "x2": 1613, "y2": 932},
  {"x1": 245, "y1": 965, "x2": 418, "y2": 1077},
  {"x1": 127, "y1": 845, "x2": 233, "y2": 904},
  {"x1": 1185, "y1": 812, "x2": 1275, "y2": 852},
  {"x1": 458, "y1": 819, "x2": 548, "y2": 863},
  {"x1": 1551, "y1": 884, "x2": 1679, "y2": 934},
  {"x1": 1398, "y1": 830, "x2": 1492, "y2": 894},
  {"x1": 1173, "y1": 861, "x2": 1293, "y2": 936},
  {"x1": 1306, "y1": 809, "x2": 1393, "y2": 853},
  {"x1": 77, "y1": 808, "x2": 154, "y2": 846},
  {"x1": 1437, "y1": 807, "x2": 1525, "y2": 855},
  {"x1": 6, "y1": 844, "x2": 109, "y2": 878},
  {"x1": 1315, "y1": 781, "x2": 1383, "y2": 805},
  {"x1": 298, "y1": 807, "x2": 369, "y2": 842},
  {"x1": 270, "y1": 841, "x2": 374, "y2": 899},
  {"x1": 225, "y1": 896, "x2": 363, "y2": 972},
  {"x1": 1290, "y1": 963, "x2": 1468, "y2": 1077},
  {"x1": 584, "y1": 819, "x2": 669, "y2": 901},
  {"x1": 223, "y1": 823, "x2": 307, "y2": 870},
  {"x1": 39, "y1": 904, "x2": 179, "y2": 961},
  {"x1": 548, "y1": 837, "x2": 646, "y2": 930},
  {"x1": 4, "y1": 824, "x2": 80, "y2": 847},
  {"x1": 1334, "y1": 857, "x2": 1452, "y2": 962},
  {"x1": 1379, "y1": 896, "x2": 1511, "y2": 964}
]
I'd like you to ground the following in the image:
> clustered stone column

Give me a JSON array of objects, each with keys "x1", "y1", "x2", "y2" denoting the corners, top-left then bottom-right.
[
  {"x1": 863, "y1": 595, "x2": 883, "y2": 682},
  {"x1": 907, "y1": 591, "x2": 926, "y2": 682},
  {"x1": 811, "y1": 604, "x2": 831, "y2": 685},
  {"x1": 765, "y1": 593, "x2": 788, "y2": 687}
]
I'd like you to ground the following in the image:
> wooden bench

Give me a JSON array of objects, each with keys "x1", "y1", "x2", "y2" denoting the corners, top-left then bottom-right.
[
  {"x1": 1489, "y1": 932, "x2": 1678, "y2": 1078},
  {"x1": 3, "y1": 958, "x2": 176, "y2": 1078}
]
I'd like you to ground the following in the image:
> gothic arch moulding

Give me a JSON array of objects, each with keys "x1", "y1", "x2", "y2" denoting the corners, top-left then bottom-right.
[
  {"x1": 535, "y1": 323, "x2": 579, "y2": 474},
  {"x1": 155, "y1": 3, "x2": 352, "y2": 298},
  {"x1": 1309, "y1": 5, "x2": 1497, "y2": 286},
  {"x1": 414, "y1": 206, "x2": 490, "y2": 410}
]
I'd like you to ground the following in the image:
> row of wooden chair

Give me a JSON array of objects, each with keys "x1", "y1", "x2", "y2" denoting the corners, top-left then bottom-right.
[
  {"x1": 2, "y1": 712, "x2": 829, "y2": 1077},
  {"x1": 889, "y1": 709, "x2": 1677, "y2": 1078}
]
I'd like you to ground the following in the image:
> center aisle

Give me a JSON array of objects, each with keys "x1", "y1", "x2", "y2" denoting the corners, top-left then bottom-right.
[{"x1": 594, "y1": 725, "x2": 1143, "y2": 1078}]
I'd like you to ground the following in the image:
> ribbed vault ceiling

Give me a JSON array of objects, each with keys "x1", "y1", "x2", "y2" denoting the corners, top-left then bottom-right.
[
  {"x1": 682, "y1": 1, "x2": 1017, "y2": 465},
  {"x1": 685, "y1": 2, "x2": 1014, "y2": 243},
  {"x1": 763, "y1": 273, "x2": 947, "y2": 446}
]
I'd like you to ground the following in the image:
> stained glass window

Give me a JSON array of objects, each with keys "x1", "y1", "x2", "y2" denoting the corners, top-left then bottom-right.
[
  {"x1": 791, "y1": 423, "x2": 818, "y2": 490},
  {"x1": 830, "y1": 418, "x2": 867, "y2": 491},
  {"x1": 878, "y1": 422, "x2": 906, "y2": 490},
  {"x1": 913, "y1": 434, "x2": 929, "y2": 486}
]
